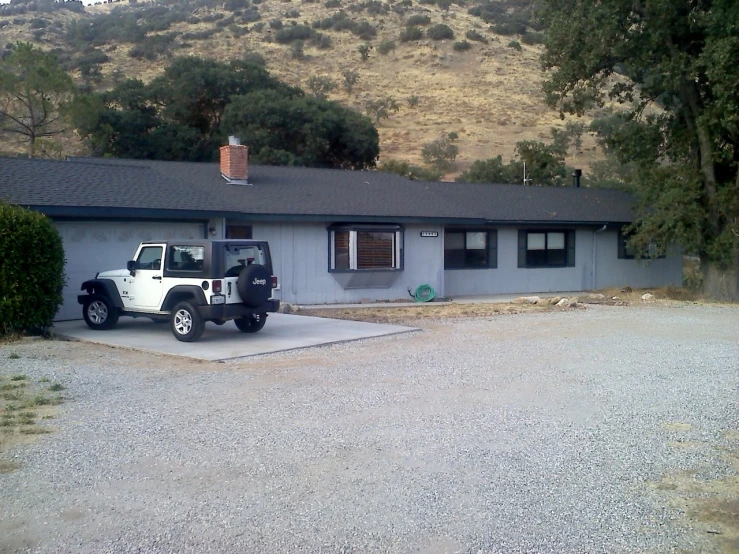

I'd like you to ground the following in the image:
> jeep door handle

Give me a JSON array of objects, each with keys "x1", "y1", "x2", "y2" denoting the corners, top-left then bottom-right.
[{"x1": 152, "y1": 276, "x2": 162, "y2": 280}]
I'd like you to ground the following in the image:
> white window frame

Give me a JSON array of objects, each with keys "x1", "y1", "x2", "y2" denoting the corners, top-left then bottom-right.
[{"x1": 329, "y1": 228, "x2": 403, "y2": 271}]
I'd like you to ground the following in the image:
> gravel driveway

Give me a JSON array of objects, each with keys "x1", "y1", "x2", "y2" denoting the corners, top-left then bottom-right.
[{"x1": 1, "y1": 304, "x2": 738, "y2": 554}]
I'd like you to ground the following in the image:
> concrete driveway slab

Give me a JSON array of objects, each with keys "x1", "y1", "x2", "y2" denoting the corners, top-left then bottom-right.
[{"x1": 52, "y1": 314, "x2": 417, "y2": 361}]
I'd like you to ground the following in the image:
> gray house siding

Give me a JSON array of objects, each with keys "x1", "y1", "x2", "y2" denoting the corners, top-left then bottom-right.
[
  {"x1": 593, "y1": 229, "x2": 682, "y2": 289},
  {"x1": 252, "y1": 222, "x2": 444, "y2": 305},
  {"x1": 445, "y1": 228, "x2": 593, "y2": 296},
  {"x1": 444, "y1": 227, "x2": 682, "y2": 297}
]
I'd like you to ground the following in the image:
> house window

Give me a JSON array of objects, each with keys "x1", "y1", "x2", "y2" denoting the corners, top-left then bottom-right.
[
  {"x1": 618, "y1": 228, "x2": 665, "y2": 259},
  {"x1": 226, "y1": 225, "x2": 252, "y2": 239},
  {"x1": 518, "y1": 230, "x2": 575, "y2": 268},
  {"x1": 329, "y1": 225, "x2": 403, "y2": 271},
  {"x1": 444, "y1": 229, "x2": 497, "y2": 269}
]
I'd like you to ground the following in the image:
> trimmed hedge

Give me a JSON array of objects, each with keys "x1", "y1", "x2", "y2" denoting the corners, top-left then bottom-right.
[{"x1": 0, "y1": 202, "x2": 65, "y2": 334}]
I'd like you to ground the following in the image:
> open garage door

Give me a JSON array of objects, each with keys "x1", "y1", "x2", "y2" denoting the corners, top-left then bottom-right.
[{"x1": 54, "y1": 220, "x2": 206, "y2": 321}]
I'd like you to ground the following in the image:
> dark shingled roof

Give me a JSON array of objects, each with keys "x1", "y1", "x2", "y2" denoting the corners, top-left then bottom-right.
[{"x1": 0, "y1": 156, "x2": 636, "y2": 224}]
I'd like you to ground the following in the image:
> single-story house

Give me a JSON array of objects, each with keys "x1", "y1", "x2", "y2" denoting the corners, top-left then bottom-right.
[{"x1": 0, "y1": 143, "x2": 681, "y2": 321}]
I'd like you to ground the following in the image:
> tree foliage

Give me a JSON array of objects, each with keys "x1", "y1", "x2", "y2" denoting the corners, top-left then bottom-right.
[
  {"x1": 222, "y1": 90, "x2": 379, "y2": 169},
  {"x1": 458, "y1": 140, "x2": 568, "y2": 186},
  {"x1": 421, "y1": 132, "x2": 459, "y2": 172},
  {"x1": 0, "y1": 42, "x2": 75, "y2": 157},
  {"x1": 541, "y1": 0, "x2": 739, "y2": 297},
  {"x1": 378, "y1": 159, "x2": 442, "y2": 181},
  {"x1": 70, "y1": 56, "x2": 379, "y2": 169}
]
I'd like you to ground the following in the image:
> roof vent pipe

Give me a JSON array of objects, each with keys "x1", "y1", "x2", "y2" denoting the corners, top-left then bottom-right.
[{"x1": 573, "y1": 168, "x2": 582, "y2": 188}]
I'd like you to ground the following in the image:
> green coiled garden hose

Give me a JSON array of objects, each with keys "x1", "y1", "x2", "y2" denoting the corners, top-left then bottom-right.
[{"x1": 413, "y1": 284, "x2": 436, "y2": 303}]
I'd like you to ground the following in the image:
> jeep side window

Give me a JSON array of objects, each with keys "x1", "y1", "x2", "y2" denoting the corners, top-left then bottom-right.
[
  {"x1": 167, "y1": 246, "x2": 205, "y2": 272},
  {"x1": 136, "y1": 246, "x2": 163, "y2": 270}
]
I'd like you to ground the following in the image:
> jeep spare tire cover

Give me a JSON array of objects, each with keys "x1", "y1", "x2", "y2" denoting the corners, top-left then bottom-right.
[{"x1": 237, "y1": 264, "x2": 272, "y2": 308}]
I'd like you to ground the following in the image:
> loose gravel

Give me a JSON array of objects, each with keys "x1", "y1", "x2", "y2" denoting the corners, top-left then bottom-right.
[{"x1": 1, "y1": 304, "x2": 737, "y2": 554}]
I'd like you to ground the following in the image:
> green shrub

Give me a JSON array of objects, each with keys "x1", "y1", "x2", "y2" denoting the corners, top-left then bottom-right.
[
  {"x1": 406, "y1": 14, "x2": 430, "y2": 26},
  {"x1": 324, "y1": 0, "x2": 341, "y2": 7},
  {"x1": 465, "y1": 29, "x2": 488, "y2": 43},
  {"x1": 507, "y1": 39, "x2": 522, "y2": 51},
  {"x1": 399, "y1": 25, "x2": 423, "y2": 42},
  {"x1": 313, "y1": 33, "x2": 332, "y2": 49},
  {"x1": 453, "y1": 40, "x2": 471, "y2": 51},
  {"x1": 377, "y1": 39, "x2": 395, "y2": 55},
  {"x1": 274, "y1": 24, "x2": 315, "y2": 43},
  {"x1": 0, "y1": 202, "x2": 65, "y2": 335},
  {"x1": 426, "y1": 23, "x2": 454, "y2": 40},
  {"x1": 521, "y1": 31, "x2": 544, "y2": 45}
]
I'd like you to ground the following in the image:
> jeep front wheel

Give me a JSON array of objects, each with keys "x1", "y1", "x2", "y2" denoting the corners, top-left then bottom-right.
[
  {"x1": 171, "y1": 301, "x2": 205, "y2": 342},
  {"x1": 83, "y1": 296, "x2": 119, "y2": 331},
  {"x1": 234, "y1": 313, "x2": 267, "y2": 333}
]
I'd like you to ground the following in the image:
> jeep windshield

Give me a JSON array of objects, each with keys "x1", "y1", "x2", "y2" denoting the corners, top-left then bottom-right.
[{"x1": 224, "y1": 244, "x2": 268, "y2": 277}]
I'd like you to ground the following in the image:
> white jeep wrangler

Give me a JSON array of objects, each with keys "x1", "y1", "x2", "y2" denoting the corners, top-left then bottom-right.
[{"x1": 78, "y1": 240, "x2": 280, "y2": 342}]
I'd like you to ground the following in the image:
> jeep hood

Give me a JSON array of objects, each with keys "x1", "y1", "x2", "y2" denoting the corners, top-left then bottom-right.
[{"x1": 97, "y1": 269, "x2": 130, "y2": 279}]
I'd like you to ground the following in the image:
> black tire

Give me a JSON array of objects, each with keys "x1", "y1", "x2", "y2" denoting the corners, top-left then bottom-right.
[
  {"x1": 82, "y1": 295, "x2": 120, "y2": 330},
  {"x1": 170, "y1": 301, "x2": 205, "y2": 342},
  {"x1": 234, "y1": 313, "x2": 267, "y2": 334},
  {"x1": 236, "y1": 264, "x2": 272, "y2": 308}
]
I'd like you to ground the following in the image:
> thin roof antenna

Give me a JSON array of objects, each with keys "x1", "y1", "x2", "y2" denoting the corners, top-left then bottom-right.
[{"x1": 523, "y1": 161, "x2": 532, "y2": 186}]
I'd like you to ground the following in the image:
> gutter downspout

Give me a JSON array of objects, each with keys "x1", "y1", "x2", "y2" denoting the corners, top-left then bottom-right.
[
  {"x1": 439, "y1": 226, "x2": 445, "y2": 299},
  {"x1": 592, "y1": 225, "x2": 607, "y2": 290}
]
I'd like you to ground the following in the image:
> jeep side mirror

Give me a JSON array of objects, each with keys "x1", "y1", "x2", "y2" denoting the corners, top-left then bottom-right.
[{"x1": 127, "y1": 260, "x2": 136, "y2": 275}]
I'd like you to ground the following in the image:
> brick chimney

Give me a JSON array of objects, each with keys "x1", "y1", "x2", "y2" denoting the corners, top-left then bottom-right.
[{"x1": 220, "y1": 136, "x2": 249, "y2": 184}]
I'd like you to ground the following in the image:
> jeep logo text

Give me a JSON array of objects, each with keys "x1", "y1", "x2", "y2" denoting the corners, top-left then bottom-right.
[{"x1": 252, "y1": 278, "x2": 267, "y2": 285}]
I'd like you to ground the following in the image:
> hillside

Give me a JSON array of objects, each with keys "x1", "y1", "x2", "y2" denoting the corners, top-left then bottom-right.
[{"x1": 0, "y1": 0, "x2": 602, "y2": 177}]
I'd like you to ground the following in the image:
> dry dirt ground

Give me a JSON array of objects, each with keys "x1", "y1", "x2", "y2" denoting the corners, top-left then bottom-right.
[
  {"x1": 1, "y1": 300, "x2": 737, "y2": 553},
  {"x1": 297, "y1": 287, "x2": 701, "y2": 325},
  {"x1": 2, "y1": 0, "x2": 603, "y2": 176}
]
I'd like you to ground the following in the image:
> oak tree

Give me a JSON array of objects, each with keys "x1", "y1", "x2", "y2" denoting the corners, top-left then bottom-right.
[{"x1": 540, "y1": 0, "x2": 739, "y2": 298}]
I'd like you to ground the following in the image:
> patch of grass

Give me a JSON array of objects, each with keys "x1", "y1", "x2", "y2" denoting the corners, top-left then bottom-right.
[
  {"x1": 30, "y1": 395, "x2": 52, "y2": 406},
  {"x1": 20, "y1": 426, "x2": 51, "y2": 435},
  {"x1": 0, "y1": 373, "x2": 63, "y2": 460},
  {"x1": 2, "y1": 390, "x2": 23, "y2": 401},
  {"x1": 0, "y1": 381, "x2": 26, "y2": 391},
  {"x1": 0, "y1": 459, "x2": 21, "y2": 473}
]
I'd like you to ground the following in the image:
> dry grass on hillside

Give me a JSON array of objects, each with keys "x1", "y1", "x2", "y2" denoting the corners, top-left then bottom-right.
[{"x1": 3, "y1": 0, "x2": 603, "y2": 175}]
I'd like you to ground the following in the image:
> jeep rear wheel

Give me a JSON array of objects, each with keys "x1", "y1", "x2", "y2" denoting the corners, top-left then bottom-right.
[
  {"x1": 171, "y1": 301, "x2": 205, "y2": 342},
  {"x1": 234, "y1": 313, "x2": 267, "y2": 333},
  {"x1": 83, "y1": 296, "x2": 119, "y2": 331}
]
